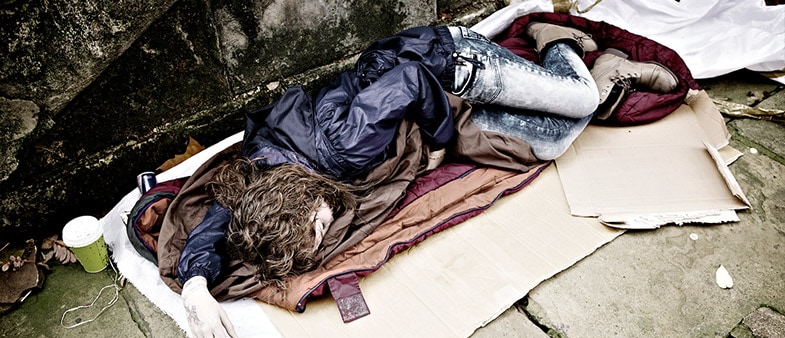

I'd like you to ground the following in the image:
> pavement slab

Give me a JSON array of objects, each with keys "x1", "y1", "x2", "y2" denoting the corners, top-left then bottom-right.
[
  {"x1": 742, "y1": 307, "x2": 785, "y2": 338},
  {"x1": 472, "y1": 305, "x2": 550, "y2": 338},
  {"x1": 517, "y1": 73, "x2": 785, "y2": 337},
  {"x1": 0, "y1": 263, "x2": 184, "y2": 337}
]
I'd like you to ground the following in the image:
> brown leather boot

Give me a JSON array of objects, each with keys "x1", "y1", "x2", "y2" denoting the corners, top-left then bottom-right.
[
  {"x1": 525, "y1": 22, "x2": 598, "y2": 56},
  {"x1": 590, "y1": 48, "x2": 679, "y2": 119}
]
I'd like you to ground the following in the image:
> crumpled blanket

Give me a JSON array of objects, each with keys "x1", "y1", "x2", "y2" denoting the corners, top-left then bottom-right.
[
  {"x1": 572, "y1": 0, "x2": 785, "y2": 80},
  {"x1": 477, "y1": 0, "x2": 785, "y2": 83}
]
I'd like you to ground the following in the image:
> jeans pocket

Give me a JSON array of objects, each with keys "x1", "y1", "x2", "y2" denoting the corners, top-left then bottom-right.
[{"x1": 452, "y1": 62, "x2": 474, "y2": 95}]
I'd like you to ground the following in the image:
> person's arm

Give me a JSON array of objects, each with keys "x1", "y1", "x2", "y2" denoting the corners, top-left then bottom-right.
[
  {"x1": 178, "y1": 201, "x2": 230, "y2": 285},
  {"x1": 354, "y1": 61, "x2": 454, "y2": 170},
  {"x1": 178, "y1": 202, "x2": 237, "y2": 337},
  {"x1": 316, "y1": 61, "x2": 455, "y2": 176},
  {"x1": 181, "y1": 275, "x2": 238, "y2": 338},
  {"x1": 370, "y1": 61, "x2": 454, "y2": 151}
]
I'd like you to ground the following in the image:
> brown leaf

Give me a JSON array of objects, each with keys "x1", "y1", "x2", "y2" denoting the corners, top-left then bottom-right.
[
  {"x1": 40, "y1": 234, "x2": 59, "y2": 250},
  {"x1": 156, "y1": 137, "x2": 205, "y2": 172},
  {"x1": 52, "y1": 241, "x2": 73, "y2": 264},
  {"x1": 53, "y1": 246, "x2": 64, "y2": 261},
  {"x1": 41, "y1": 250, "x2": 54, "y2": 263}
]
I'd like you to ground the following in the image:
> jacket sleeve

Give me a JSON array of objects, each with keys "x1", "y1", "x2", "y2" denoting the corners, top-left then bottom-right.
[
  {"x1": 177, "y1": 201, "x2": 231, "y2": 286},
  {"x1": 393, "y1": 62, "x2": 455, "y2": 150},
  {"x1": 354, "y1": 61, "x2": 454, "y2": 149},
  {"x1": 315, "y1": 61, "x2": 455, "y2": 177}
]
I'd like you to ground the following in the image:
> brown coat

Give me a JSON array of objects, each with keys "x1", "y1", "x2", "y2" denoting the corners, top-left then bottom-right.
[{"x1": 156, "y1": 94, "x2": 543, "y2": 305}]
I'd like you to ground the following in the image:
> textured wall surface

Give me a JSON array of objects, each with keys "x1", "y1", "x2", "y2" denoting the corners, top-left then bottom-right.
[
  {"x1": 0, "y1": 0, "x2": 178, "y2": 183},
  {"x1": 0, "y1": 0, "x2": 505, "y2": 240}
]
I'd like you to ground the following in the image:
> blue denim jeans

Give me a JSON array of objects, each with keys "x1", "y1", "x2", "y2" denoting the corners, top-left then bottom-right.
[{"x1": 448, "y1": 26, "x2": 598, "y2": 160}]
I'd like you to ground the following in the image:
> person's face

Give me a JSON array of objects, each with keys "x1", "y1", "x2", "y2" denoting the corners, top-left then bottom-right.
[{"x1": 312, "y1": 200, "x2": 334, "y2": 251}]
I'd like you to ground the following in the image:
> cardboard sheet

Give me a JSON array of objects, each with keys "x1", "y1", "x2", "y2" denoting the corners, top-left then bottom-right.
[
  {"x1": 101, "y1": 2, "x2": 763, "y2": 336},
  {"x1": 555, "y1": 91, "x2": 750, "y2": 229},
  {"x1": 103, "y1": 91, "x2": 751, "y2": 337},
  {"x1": 257, "y1": 91, "x2": 750, "y2": 337},
  {"x1": 258, "y1": 164, "x2": 623, "y2": 337}
]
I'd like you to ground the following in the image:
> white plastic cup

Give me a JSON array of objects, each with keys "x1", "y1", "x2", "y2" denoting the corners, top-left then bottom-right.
[{"x1": 62, "y1": 216, "x2": 109, "y2": 273}]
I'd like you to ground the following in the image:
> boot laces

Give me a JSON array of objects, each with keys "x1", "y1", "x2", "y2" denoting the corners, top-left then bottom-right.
[
  {"x1": 610, "y1": 70, "x2": 634, "y2": 91},
  {"x1": 571, "y1": 32, "x2": 593, "y2": 49}
]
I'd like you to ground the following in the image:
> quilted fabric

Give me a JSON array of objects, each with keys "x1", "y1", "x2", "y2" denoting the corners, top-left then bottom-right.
[{"x1": 496, "y1": 12, "x2": 699, "y2": 125}]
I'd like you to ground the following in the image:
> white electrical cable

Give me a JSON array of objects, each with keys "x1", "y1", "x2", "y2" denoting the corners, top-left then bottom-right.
[{"x1": 60, "y1": 259, "x2": 124, "y2": 329}]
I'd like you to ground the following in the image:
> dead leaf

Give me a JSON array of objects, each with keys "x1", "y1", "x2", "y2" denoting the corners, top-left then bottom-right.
[
  {"x1": 712, "y1": 98, "x2": 785, "y2": 123},
  {"x1": 36, "y1": 262, "x2": 51, "y2": 272},
  {"x1": 40, "y1": 234, "x2": 58, "y2": 250},
  {"x1": 40, "y1": 250, "x2": 54, "y2": 263},
  {"x1": 52, "y1": 240, "x2": 76, "y2": 265},
  {"x1": 156, "y1": 137, "x2": 205, "y2": 172}
]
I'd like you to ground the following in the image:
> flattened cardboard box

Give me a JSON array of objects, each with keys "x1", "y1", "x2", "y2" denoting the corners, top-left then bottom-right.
[
  {"x1": 259, "y1": 165, "x2": 623, "y2": 337},
  {"x1": 556, "y1": 90, "x2": 750, "y2": 229},
  {"x1": 258, "y1": 90, "x2": 749, "y2": 337}
]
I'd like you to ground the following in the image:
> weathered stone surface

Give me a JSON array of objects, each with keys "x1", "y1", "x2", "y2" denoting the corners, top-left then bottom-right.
[
  {"x1": 0, "y1": 0, "x2": 503, "y2": 240},
  {"x1": 0, "y1": 0, "x2": 177, "y2": 113},
  {"x1": 699, "y1": 70, "x2": 781, "y2": 106},
  {"x1": 211, "y1": 0, "x2": 436, "y2": 95},
  {"x1": 743, "y1": 307, "x2": 785, "y2": 338},
  {"x1": 756, "y1": 85, "x2": 785, "y2": 111},
  {"x1": 0, "y1": 97, "x2": 39, "y2": 182},
  {"x1": 728, "y1": 119, "x2": 785, "y2": 164},
  {"x1": 0, "y1": 0, "x2": 236, "y2": 239},
  {"x1": 0, "y1": 263, "x2": 181, "y2": 338},
  {"x1": 471, "y1": 303, "x2": 550, "y2": 338},
  {"x1": 1, "y1": 0, "x2": 177, "y2": 230}
]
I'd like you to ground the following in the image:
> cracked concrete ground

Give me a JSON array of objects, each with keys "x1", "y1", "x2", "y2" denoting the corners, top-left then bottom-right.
[{"x1": 1, "y1": 70, "x2": 783, "y2": 337}]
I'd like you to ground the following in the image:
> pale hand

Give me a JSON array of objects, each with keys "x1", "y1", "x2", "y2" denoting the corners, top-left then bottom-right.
[{"x1": 181, "y1": 276, "x2": 238, "y2": 338}]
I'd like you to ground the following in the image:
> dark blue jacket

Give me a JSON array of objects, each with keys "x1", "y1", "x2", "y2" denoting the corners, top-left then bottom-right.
[{"x1": 178, "y1": 26, "x2": 459, "y2": 286}]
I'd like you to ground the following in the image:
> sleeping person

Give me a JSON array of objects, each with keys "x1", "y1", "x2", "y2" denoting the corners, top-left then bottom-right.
[{"x1": 165, "y1": 22, "x2": 678, "y2": 337}]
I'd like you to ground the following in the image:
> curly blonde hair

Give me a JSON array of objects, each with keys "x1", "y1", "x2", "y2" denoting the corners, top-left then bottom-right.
[{"x1": 208, "y1": 159, "x2": 356, "y2": 289}]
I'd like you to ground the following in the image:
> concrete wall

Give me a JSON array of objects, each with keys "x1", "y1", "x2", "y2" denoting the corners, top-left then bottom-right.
[{"x1": 0, "y1": 0, "x2": 507, "y2": 240}]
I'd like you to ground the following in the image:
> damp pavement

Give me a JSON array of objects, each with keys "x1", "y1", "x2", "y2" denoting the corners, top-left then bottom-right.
[{"x1": 1, "y1": 69, "x2": 784, "y2": 337}]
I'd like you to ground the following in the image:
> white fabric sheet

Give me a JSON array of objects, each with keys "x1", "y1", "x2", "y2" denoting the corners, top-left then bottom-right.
[
  {"x1": 102, "y1": 132, "x2": 282, "y2": 338},
  {"x1": 571, "y1": 0, "x2": 785, "y2": 80},
  {"x1": 474, "y1": 0, "x2": 785, "y2": 83}
]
